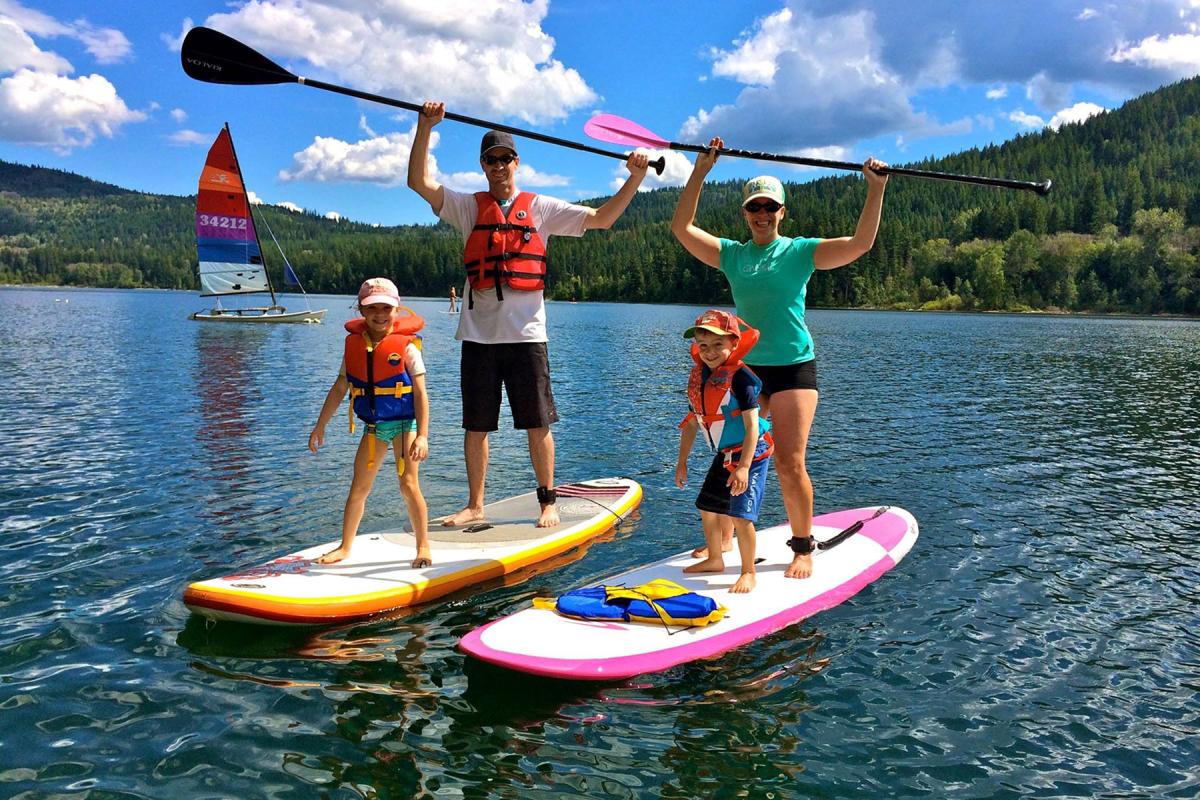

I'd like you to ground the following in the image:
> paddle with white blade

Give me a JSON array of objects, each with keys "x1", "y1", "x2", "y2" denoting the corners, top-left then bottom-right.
[
  {"x1": 180, "y1": 27, "x2": 666, "y2": 175},
  {"x1": 585, "y1": 113, "x2": 1051, "y2": 195}
]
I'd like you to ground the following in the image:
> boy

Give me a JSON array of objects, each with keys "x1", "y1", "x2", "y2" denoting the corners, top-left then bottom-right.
[{"x1": 675, "y1": 309, "x2": 773, "y2": 593}]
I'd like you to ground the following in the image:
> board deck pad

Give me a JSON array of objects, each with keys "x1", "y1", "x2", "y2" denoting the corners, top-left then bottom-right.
[
  {"x1": 459, "y1": 506, "x2": 917, "y2": 680},
  {"x1": 183, "y1": 478, "x2": 642, "y2": 625}
]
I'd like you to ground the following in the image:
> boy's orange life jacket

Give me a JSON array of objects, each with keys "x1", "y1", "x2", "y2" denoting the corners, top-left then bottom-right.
[
  {"x1": 343, "y1": 309, "x2": 425, "y2": 429},
  {"x1": 680, "y1": 318, "x2": 774, "y2": 469},
  {"x1": 463, "y1": 192, "x2": 548, "y2": 301}
]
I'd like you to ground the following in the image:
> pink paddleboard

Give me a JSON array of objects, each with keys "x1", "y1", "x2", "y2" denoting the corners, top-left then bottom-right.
[{"x1": 460, "y1": 506, "x2": 917, "y2": 680}]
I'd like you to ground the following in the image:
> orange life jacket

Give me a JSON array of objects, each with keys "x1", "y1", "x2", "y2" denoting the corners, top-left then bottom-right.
[
  {"x1": 463, "y1": 192, "x2": 548, "y2": 302},
  {"x1": 343, "y1": 308, "x2": 425, "y2": 427},
  {"x1": 680, "y1": 318, "x2": 774, "y2": 469}
]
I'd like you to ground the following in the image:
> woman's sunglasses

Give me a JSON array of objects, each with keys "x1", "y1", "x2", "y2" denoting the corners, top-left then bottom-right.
[
  {"x1": 743, "y1": 200, "x2": 782, "y2": 213},
  {"x1": 482, "y1": 153, "x2": 516, "y2": 166}
]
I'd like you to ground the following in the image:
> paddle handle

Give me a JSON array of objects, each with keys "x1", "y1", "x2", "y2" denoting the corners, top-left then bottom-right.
[
  {"x1": 669, "y1": 141, "x2": 1051, "y2": 195},
  {"x1": 298, "y1": 77, "x2": 665, "y2": 175}
]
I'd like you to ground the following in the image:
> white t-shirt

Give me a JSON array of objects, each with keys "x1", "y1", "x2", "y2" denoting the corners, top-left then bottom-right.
[
  {"x1": 402, "y1": 342, "x2": 425, "y2": 376},
  {"x1": 438, "y1": 187, "x2": 591, "y2": 343}
]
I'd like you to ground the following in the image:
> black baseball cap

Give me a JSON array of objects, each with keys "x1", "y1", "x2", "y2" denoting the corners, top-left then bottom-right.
[{"x1": 480, "y1": 130, "x2": 518, "y2": 156}]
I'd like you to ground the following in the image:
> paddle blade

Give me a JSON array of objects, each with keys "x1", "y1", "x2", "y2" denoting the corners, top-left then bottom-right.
[
  {"x1": 584, "y1": 113, "x2": 670, "y2": 149},
  {"x1": 181, "y1": 27, "x2": 296, "y2": 86}
]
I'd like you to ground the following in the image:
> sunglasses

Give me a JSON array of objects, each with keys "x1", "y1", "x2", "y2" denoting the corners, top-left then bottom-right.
[
  {"x1": 743, "y1": 200, "x2": 782, "y2": 213},
  {"x1": 482, "y1": 153, "x2": 516, "y2": 166}
]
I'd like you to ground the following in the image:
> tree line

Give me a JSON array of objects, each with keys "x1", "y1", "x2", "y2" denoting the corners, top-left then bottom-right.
[{"x1": 2, "y1": 75, "x2": 1199, "y2": 315}]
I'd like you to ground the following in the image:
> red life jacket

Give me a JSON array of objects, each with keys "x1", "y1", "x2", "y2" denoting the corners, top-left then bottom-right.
[
  {"x1": 343, "y1": 308, "x2": 425, "y2": 427},
  {"x1": 463, "y1": 192, "x2": 548, "y2": 302},
  {"x1": 681, "y1": 318, "x2": 774, "y2": 469}
]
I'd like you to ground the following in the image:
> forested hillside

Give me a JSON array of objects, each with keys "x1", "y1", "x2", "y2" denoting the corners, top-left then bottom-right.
[{"x1": 3, "y1": 76, "x2": 1199, "y2": 314}]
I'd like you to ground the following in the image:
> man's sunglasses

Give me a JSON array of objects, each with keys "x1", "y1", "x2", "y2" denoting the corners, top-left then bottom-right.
[
  {"x1": 482, "y1": 154, "x2": 516, "y2": 166},
  {"x1": 743, "y1": 200, "x2": 782, "y2": 213}
]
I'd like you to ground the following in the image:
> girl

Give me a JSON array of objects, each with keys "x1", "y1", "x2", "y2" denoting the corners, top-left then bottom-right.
[{"x1": 308, "y1": 278, "x2": 431, "y2": 567}]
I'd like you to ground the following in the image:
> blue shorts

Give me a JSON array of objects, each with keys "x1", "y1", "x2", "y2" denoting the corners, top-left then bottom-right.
[
  {"x1": 695, "y1": 445, "x2": 771, "y2": 522},
  {"x1": 369, "y1": 419, "x2": 417, "y2": 443}
]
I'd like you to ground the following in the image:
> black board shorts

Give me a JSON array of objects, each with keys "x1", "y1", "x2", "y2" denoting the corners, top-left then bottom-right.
[
  {"x1": 461, "y1": 341, "x2": 559, "y2": 431},
  {"x1": 746, "y1": 359, "x2": 818, "y2": 396}
]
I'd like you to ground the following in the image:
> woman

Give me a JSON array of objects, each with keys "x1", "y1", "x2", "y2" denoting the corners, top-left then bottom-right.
[{"x1": 671, "y1": 137, "x2": 888, "y2": 579}]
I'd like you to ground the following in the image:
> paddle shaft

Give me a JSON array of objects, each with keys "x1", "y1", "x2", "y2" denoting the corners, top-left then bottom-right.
[
  {"x1": 667, "y1": 140, "x2": 1050, "y2": 195},
  {"x1": 292, "y1": 77, "x2": 665, "y2": 175}
]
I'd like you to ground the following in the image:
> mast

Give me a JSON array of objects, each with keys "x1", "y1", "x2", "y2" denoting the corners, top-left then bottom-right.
[{"x1": 222, "y1": 123, "x2": 279, "y2": 308}]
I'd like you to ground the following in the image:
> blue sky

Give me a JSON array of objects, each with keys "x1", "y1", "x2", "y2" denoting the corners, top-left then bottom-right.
[{"x1": 2, "y1": 0, "x2": 1199, "y2": 226}]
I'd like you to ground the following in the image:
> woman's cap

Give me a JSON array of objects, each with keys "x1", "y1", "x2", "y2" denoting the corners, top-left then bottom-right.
[
  {"x1": 683, "y1": 309, "x2": 740, "y2": 339},
  {"x1": 480, "y1": 130, "x2": 518, "y2": 156},
  {"x1": 358, "y1": 277, "x2": 400, "y2": 307},
  {"x1": 742, "y1": 175, "x2": 785, "y2": 206}
]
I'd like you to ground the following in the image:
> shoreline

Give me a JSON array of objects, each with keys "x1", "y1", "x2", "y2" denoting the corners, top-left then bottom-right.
[{"x1": 3, "y1": 283, "x2": 1198, "y2": 321}]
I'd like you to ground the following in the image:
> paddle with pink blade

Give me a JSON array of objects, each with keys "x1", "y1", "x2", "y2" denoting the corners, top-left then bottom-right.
[{"x1": 585, "y1": 113, "x2": 1051, "y2": 195}]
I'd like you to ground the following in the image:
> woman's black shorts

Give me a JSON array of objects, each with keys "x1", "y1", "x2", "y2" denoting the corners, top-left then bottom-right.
[{"x1": 745, "y1": 359, "x2": 818, "y2": 395}]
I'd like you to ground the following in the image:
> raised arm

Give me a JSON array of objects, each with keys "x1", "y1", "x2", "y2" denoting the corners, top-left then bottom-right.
[
  {"x1": 813, "y1": 157, "x2": 889, "y2": 270},
  {"x1": 407, "y1": 101, "x2": 446, "y2": 214},
  {"x1": 670, "y1": 137, "x2": 724, "y2": 269},
  {"x1": 583, "y1": 152, "x2": 650, "y2": 230}
]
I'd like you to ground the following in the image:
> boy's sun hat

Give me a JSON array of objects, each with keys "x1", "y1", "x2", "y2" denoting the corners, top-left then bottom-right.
[
  {"x1": 683, "y1": 309, "x2": 740, "y2": 339},
  {"x1": 358, "y1": 277, "x2": 400, "y2": 307},
  {"x1": 742, "y1": 175, "x2": 785, "y2": 207}
]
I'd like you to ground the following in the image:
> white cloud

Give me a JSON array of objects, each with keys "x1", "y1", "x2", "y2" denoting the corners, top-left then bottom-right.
[
  {"x1": 167, "y1": 128, "x2": 210, "y2": 146},
  {"x1": 1110, "y1": 33, "x2": 1200, "y2": 74},
  {"x1": 0, "y1": 1, "x2": 130, "y2": 63},
  {"x1": 1048, "y1": 101, "x2": 1106, "y2": 129},
  {"x1": 0, "y1": 68, "x2": 145, "y2": 152},
  {"x1": 686, "y1": 8, "x2": 926, "y2": 150},
  {"x1": 280, "y1": 128, "x2": 427, "y2": 185},
  {"x1": 162, "y1": 17, "x2": 191, "y2": 52},
  {"x1": 0, "y1": 2, "x2": 141, "y2": 151},
  {"x1": 709, "y1": 8, "x2": 794, "y2": 86},
  {"x1": 0, "y1": 18, "x2": 71, "y2": 73},
  {"x1": 278, "y1": 201, "x2": 304, "y2": 213},
  {"x1": 986, "y1": 86, "x2": 1008, "y2": 99},
  {"x1": 608, "y1": 149, "x2": 692, "y2": 191},
  {"x1": 247, "y1": 190, "x2": 262, "y2": 205},
  {"x1": 1008, "y1": 109, "x2": 1046, "y2": 129},
  {"x1": 1078, "y1": 8, "x2": 1099, "y2": 21},
  {"x1": 205, "y1": 0, "x2": 597, "y2": 123},
  {"x1": 515, "y1": 163, "x2": 570, "y2": 188},
  {"x1": 324, "y1": 211, "x2": 343, "y2": 221},
  {"x1": 170, "y1": 108, "x2": 187, "y2": 123}
]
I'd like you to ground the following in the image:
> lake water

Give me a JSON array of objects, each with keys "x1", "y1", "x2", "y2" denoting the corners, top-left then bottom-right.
[{"x1": 1, "y1": 286, "x2": 1198, "y2": 798}]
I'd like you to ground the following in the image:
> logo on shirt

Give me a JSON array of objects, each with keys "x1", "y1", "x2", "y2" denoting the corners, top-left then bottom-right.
[{"x1": 387, "y1": 352, "x2": 402, "y2": 366}]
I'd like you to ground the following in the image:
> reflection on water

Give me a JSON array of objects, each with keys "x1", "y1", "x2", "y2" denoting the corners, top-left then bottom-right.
[
  {"x1": 2, "y1": 289, "x2": 1199, "y2": 798},
  {"x1": 192, "y1": 325, "x2": 266, "y2": 531}
]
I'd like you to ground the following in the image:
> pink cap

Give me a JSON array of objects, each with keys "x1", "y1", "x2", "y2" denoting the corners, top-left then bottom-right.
[{"x1": 358, "y1": 277, "x2": 400, "y2": 307}]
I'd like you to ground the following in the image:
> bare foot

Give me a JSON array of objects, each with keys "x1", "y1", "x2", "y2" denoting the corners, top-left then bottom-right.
[
  {"x1": 441, "y1": 507, "x2": 484, "y2": 527},
  {"x1": 730, "y1": 572, "x2": 757, "y2": 593},
  {"x1": 784, "y1": 553, "x2": 813, "y2": 579},
  {"x1": 691, "y1": 537, "x2": 734, "y2": 559},
  {"x1": 683, "y1": 557, "x2": 725, "y2": 574},
  {"x1": 536, "y1": 504, "x2": 560, "y2": 528},
  {"x1": 315, "y1": 546, "x2": 351, "y2": 565}
]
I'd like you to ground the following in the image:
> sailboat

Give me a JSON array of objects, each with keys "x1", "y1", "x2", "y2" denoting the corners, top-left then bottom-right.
[{"x1": 190, "y1": 123, "x2": 326, "y2": 323}]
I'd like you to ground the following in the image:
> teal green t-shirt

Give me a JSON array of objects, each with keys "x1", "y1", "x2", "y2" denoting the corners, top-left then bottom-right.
[{"x1": 719, "y1": 236, "x2": 820, "y2": 366}]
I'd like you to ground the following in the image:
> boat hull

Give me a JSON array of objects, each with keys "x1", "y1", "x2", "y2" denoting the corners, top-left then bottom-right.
[{"x1": 189, "y1": 308, "x2": 326, "y2": 323}]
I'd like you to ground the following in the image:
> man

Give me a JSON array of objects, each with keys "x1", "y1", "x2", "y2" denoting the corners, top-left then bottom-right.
[{"x1": 408, "y1": 101, "x2": 649, "y2": 527}]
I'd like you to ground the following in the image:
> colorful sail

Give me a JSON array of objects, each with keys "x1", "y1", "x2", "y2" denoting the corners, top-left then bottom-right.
[{"x1": 195, "y1": 127, "x2": 273, "y2": 298}]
